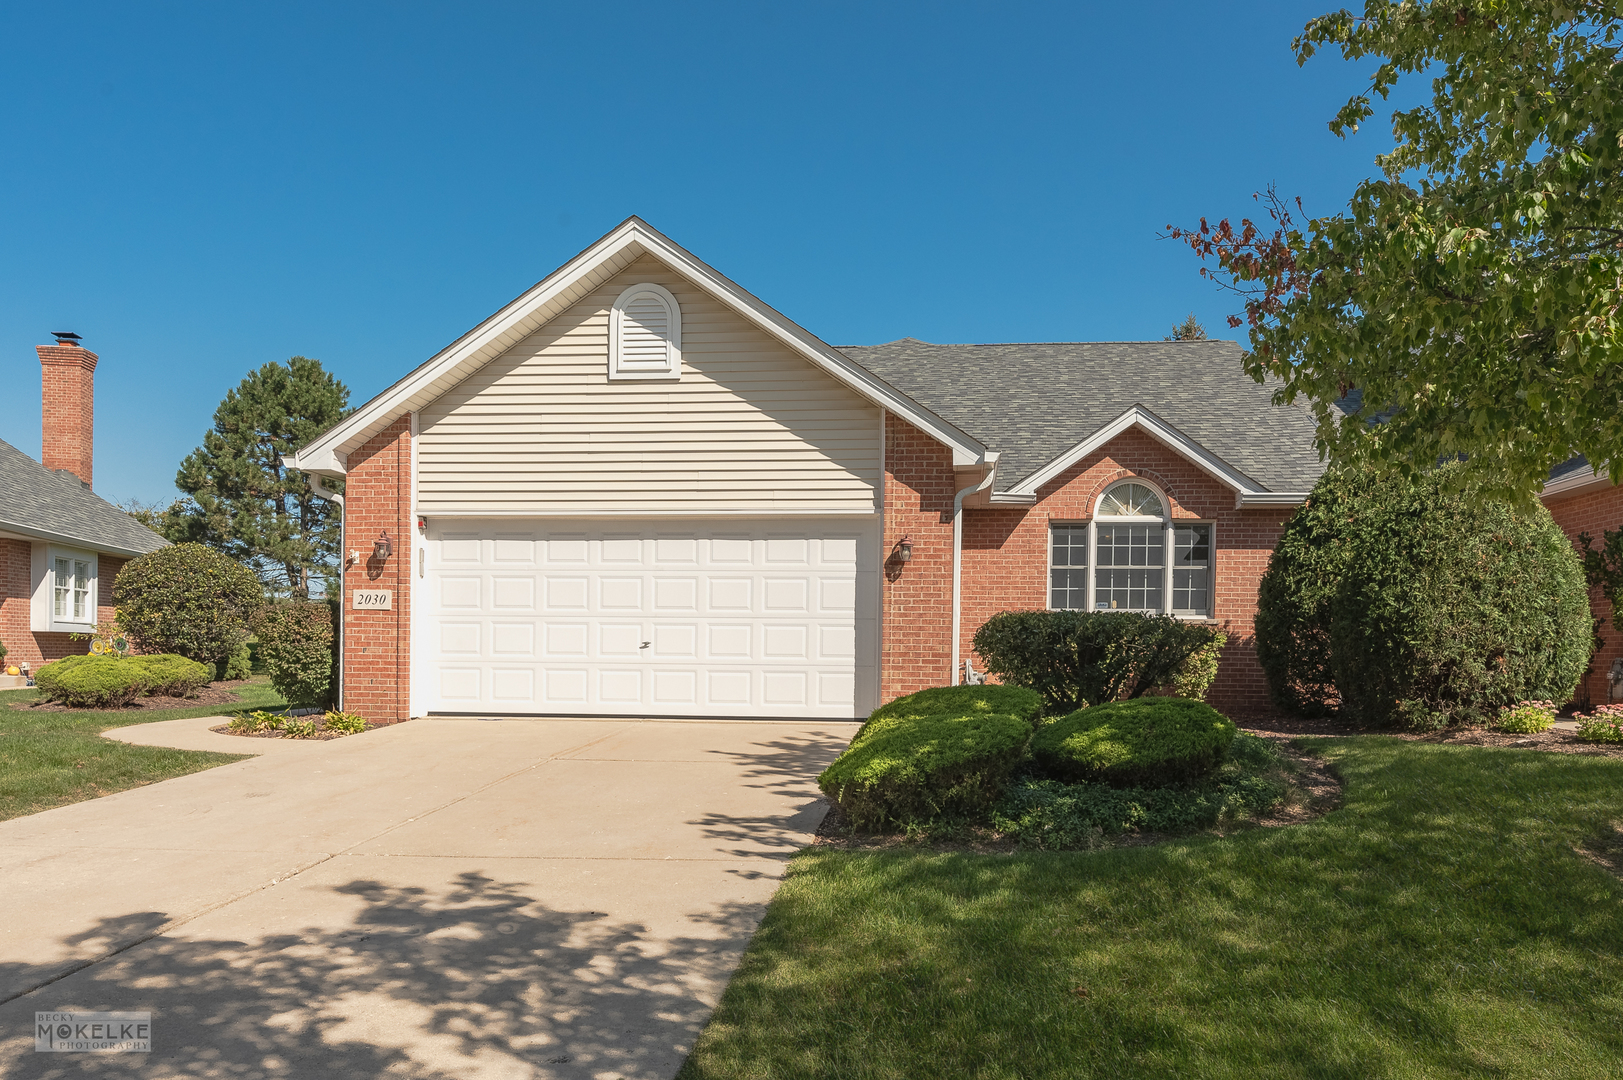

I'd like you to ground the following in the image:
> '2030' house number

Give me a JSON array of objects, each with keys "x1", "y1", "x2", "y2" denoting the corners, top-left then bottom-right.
[{"x1": 352, "y1": 590, "x2": 392, "y2": 610}]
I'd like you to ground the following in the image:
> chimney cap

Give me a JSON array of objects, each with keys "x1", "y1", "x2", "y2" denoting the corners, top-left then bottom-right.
[{"x1": 51, "y1": 331, "x2": 83, "y2": 345}]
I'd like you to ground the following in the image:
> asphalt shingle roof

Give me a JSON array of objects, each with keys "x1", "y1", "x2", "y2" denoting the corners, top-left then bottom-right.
[
  {"x1": 0, "y1": 438, "x2": 166, "y2": 557},
  {"x1": 837, "y1": 339, "x2": 1331, "y2": 494}
]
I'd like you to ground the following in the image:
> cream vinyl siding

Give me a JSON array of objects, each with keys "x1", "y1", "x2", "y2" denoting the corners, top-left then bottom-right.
[{"x1": 418, "y1": 255, "x2": 882, "y2": 514}]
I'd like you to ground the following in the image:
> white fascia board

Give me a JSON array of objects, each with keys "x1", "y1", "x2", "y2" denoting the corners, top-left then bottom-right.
[
  {"x1": 291, "y1": 217, "x2": 989, "y2": 473},
  {"x1": 0, "y1": 521, "x2": 161, "y2": 559},
  {"x1": 1006, "y1": 405, "x2": 1265, "y2": 501},
  {"x1": 1540, "y1": 465, "x2": 1614, "y2": 500}
]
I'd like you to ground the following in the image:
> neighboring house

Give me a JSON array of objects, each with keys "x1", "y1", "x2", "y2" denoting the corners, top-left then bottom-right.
[
  {"x1": 0, "y1": 337, "x2": 166, "y2": 670},
  {"x1": 291, "y1": 218, "x2": 1336, "y2": 722},
  {"x1": 1541, "y1": 458, "x2": 1623, "y2": 707}
]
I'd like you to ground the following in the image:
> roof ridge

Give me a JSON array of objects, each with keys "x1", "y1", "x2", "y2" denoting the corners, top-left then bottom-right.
[{"x1": 839, "y1": 339, "x2": 1238, "y2": 348}]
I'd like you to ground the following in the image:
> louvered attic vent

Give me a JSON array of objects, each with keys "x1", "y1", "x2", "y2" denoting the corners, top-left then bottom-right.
[{"x1": 609, "y1": 282, "x2": 682, "y2": 380}]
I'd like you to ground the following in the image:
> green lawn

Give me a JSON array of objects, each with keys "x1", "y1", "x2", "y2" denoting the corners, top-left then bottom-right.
[
  {"x1": 680, "y1": 738, "x2": 1623, "y2": 1079},
  {"x1": 0, "y1": 678, "x2": 285, "y2": 822}
]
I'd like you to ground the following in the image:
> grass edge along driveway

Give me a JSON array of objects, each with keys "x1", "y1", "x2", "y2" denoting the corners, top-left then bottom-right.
[
  {"x1": 678, "y1": 737, "x2": 1623, "y2": 1080},
  {"x1": 0, "y1": 680, "x2": 285, "y2": 822}
]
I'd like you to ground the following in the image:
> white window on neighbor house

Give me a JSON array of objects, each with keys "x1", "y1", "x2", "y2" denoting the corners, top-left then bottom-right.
[
  {"x1": 1048, "y1": 480, "x2": 1213, "y2": 618},
  {"x1": 50, "y1": 550, "x2": 97, "y2": 628},
  {"x1": 609, "y1": 282, "x2": 682, "y2": 380}
]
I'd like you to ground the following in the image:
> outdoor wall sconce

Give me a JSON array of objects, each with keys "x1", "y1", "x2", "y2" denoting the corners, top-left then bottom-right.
[
  {"x1": 893, "y1": 536, "x2": 913, "y2": 564},
  {"x1": 374, "y1": 530, "x2": 393, "y2": 560}
]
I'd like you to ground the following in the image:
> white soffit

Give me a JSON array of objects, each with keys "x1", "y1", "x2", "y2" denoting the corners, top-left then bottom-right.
[
  {"x1": 991, "y1": 405, "x2": 1309, "y2": 509},
  {"x1": 1541, "y1": 463, "x2": 1614, "y2": 500},
  {"x1": 291, "y1": 217, "x2": 988, "y2": 474}
]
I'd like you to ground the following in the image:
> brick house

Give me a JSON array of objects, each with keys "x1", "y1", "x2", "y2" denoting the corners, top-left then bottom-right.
[
  {"x1": 1, "y1": 336, "x2": 166, "y2": 678},
  {"x1": 291, "y1": 218, "x2": 1338, "y2": 722},
  {"x1": 1541, "y1": 459, "x2": 1623, "y2": 708}
]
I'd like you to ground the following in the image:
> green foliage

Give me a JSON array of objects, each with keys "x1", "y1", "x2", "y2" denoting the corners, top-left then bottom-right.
[
  {"x1": 1575, "y1": 705, "x2": 1623, "y2": 744},
  {"x1": 254, "y1": 603, "x2": 334, "y2": 706},
  {"x1": 0, "y1": 638, "x2": 7, "y2": 662},
  {"x1": 228, "y1": 709, "x2": 287, "y2": 735},
  {"x1": 1256, "y1": 465, "x2": 1590, "y2": 727},
  {"x1": 114, "y1": 543, "x2": 263, "y2": 665},
  {"x1": 991, "y1": 733, "x2": 1287, "y2": 846},
  {"x1": 321, "y1": 710, "x2": 369, "y2": 735},
  {"x1": 281, "y1": 718, "x2": 319, "y2": 739},
  {"x1": 1492, "y1": 700, "x2": 1556, "y2": 735},
  {"x1": 1329, "y1": 466, "x2": 1589, "y2": 728},
  {"x1": 166, "y1": 357, "x2": 351, "y2": 598},
  {"x1": 819, "y1": 688, "x2": 1033, "y2": 831},
  {"x1": 972, "y1": 611, "x2": 1227, "y2": 714},
  {"x1": 862, "y1": 685, "x2": 1043, "y2": 732},
  {"x1": 34, "y1": 655, "x2": 151, "y2": 709},
  {"x1": 1031, "y1": 697, "x2": 1237, "y2": 788},
  {"x1": 219, "y1": 642, "x2": 252, "y2": 682},
  {"x1": 1254, "y1": 470, "x2": 1371, "y2": 716},
  {"x1": 1172, "y1": 6, "x2": 1623, "y2": 502},
  {"x1": 1165, "y1": 313, "x2": 1207, "y2": 341},
  {"x1": 130, "y1": 654, "x2": 212, "y2": 698}
]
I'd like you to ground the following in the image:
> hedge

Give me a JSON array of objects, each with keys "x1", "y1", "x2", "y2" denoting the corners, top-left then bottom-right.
[
  {"x1": 255, "y1": 603, "x2": 334, "y2": 706},
  {"x1": 114, "y1": 543, "x2": 263, "y2": 666},
  {"x1": 1030, "y1": 697, "x2": 1237, "y2": 788},
  {"x1": 1257, "y1": 464, "x2": 1591, "y2": 728},
  {"x1": 35, "y1": 655, "x2": 152, "y2": 709},
  {"x1": 133, "y1": 654, "x2": 213, "y2": 697},
  {"x1": 819, "y1": 687, "x2": 1033, "y2": 830},
  {"x1": 972, "y1": 611, "x2": 1226, "y2": 714}
]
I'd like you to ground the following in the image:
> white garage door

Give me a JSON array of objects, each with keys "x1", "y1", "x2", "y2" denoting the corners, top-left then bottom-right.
[{"x1": 421, "y1": 520, "x2": 877, "y2": 718}]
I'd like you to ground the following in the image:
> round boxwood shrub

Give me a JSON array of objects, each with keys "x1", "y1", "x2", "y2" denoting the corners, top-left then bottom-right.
[
  {"x1": 114, "y1": 544, "x2": 263, "y2": 666},
  {"x1": 35, "y1": 655, "x2": 151, "y2": 709},
  {"x1": 819, "y1": 686, "x2": 1036, "y2": 830},
  {"x1": 131, "y1": 654, "x2": 213, "y2": 698},
  {"x1": 1031, "y1": 697, "x2": 1237, "y2": 788},
  {"x1": 254, "y1": 602, "x2": 334, "y2": 706}
]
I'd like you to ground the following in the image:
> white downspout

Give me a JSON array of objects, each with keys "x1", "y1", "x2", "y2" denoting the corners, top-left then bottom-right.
[
  {"x1": 951, "y1": 462, "x2": 998, "y2": 685},
  {"x1": 309, "y1": 475, "x2": 345, "y2": 709}
]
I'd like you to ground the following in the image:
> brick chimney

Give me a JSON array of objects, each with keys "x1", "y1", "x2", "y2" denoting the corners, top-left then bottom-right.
[{"x1": 37, "y1": 333, "x2": 98, "y2": 488}]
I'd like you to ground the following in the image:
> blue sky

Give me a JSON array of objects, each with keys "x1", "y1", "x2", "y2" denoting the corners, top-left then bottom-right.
[{"x1": 0, "y1": 2, "x2": 1408, "y2": 506}]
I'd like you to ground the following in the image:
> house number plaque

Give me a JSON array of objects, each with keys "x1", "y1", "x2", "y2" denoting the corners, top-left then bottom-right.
[{"x1": 352, "y1": 590, "x2": 393, "y2": 610}]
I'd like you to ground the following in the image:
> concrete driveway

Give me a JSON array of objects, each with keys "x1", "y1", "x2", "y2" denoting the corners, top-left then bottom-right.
[{"x1": 0, "y1": 714, "x2": 857, "y2": 1078}]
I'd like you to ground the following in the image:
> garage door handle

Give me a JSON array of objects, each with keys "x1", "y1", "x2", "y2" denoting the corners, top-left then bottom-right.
[{"x1": 640, "y1": 641, "x2": 650, "y2": 649}]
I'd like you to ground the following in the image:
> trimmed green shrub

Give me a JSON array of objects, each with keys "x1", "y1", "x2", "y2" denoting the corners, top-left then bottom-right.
[
  {"x1": 34, "y1": 655, "x2": 150, "y2": 709},
  {"x1": 819, "y1": 688, "x2": 1033, "y2": 830},
  {"x1": 114, "y1": 543, "x2": 263, "y2": 666},
  {"x1": 992, "y1": 733, "x2": 1288, "y2": 846},
  {"x1": 861, "y1": 684, "x2": 1043, "y2": 734},
  {"x1": 1327, "y1": 466, "x2": 1589, "y2": 729},
  {"x1": 972, "y1": 610, "x2": 1226, "y2": 714},
  {"x1": 218, "y1": 643, "x2": 252, "y2": 682},
  {"x1": 254, "y1": 603, "x2": 334, "y2": 706},
  {"x1": 1253, "y1": 471, "x2": 1373, "y2": 716},
  {"x1": 131, "y1": 654, "x2": 212, "y2": 697},
  {"x1": 1031, "y1": 697, "x2": 1237, "y2": 787}
]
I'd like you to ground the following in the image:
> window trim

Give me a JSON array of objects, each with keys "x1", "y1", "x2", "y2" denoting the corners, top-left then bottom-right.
[
  {"x1": 45, "y1": 546, "x2": 98, "y2": 632},
  {"x1": 608, "y1": 281, "x2": 682, "y2": 381},
  {"x1": 1045, "y1": 479, "x2": 1216, "y2": 620}
]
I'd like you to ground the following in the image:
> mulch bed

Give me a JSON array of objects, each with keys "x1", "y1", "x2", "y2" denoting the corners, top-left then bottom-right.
[
  {"x1": 9, "y1": 680, "x2": 253, "y2": 712},
  {"x1": 1238, "y1": 716, "x2": 1623, "y2": 760},
  {"x1": 207, "y1": 723, "x2": 356, "y2": 741}
]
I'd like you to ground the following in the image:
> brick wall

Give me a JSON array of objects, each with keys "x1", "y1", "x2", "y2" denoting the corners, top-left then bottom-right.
[
  {"x1": 37, "y1": 343, "x2": 97, "y2": 487},
  {"x1": 1542, "y1": 482, "x2": 1623, "y2": 708},
  {"x1": 881, "y1": 422, "x2": 1288, "y2": 716},
  {"x1": 340, "y1": 417, "x2": 413, "y2": 721},
  {"x1": 881, "y1": 414, "x2": 957, "y2": 700},
  {"x1": 0, "y1": 540, "x2": 125, "y2": 669}
]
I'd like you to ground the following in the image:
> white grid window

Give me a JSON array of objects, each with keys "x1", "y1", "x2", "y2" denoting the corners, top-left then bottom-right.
[
  {"x1": 51, "y1": 553, "x2": 95, "y2": 625},
  {"x1": 1047, "y1": 481, "x2": 1214, "y2": 620}
]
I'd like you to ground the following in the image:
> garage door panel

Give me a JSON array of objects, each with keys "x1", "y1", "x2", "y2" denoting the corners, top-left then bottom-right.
[{"x1": 427, "y1": 520, "x2": 873, "y2": 718}]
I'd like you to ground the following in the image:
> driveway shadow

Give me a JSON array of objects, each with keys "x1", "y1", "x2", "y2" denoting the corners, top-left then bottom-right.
[
  {"x1": 691, "y1": 729, "x2": 850, "y2": 860},
  {"x1": 1, "y1": 872, "x2": 764, "y2": 1079}
]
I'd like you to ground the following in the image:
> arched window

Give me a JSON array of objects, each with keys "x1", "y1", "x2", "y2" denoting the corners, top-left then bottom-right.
[
  {"x1": 609, "y1": 282, "x2": 682, "y2": 380},
  {"x1": 1048, "y1": 479, "x2": 1213, "y2": 617}
]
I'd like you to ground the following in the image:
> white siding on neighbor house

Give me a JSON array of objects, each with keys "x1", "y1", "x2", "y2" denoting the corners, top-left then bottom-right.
[{"x1": 417, "y1": 255, "x2": 882, "y2": 514}]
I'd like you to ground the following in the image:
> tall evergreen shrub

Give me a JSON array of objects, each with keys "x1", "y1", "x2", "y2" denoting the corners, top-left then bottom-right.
[
  {"x1": 1255, "y1": 465, "x2": 1590, "y2": 728},
  {"x1": 113, "y1": 543, "x2": 263, "y2": 666}
]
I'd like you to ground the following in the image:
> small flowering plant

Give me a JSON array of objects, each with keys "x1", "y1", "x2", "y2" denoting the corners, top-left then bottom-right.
[
  {"x1": 1574, "y1": 704, "x2": 1623, "y2": 744},
  {"x1": 1493, "y1": 700, "x2": 1556, "y2": 735}
]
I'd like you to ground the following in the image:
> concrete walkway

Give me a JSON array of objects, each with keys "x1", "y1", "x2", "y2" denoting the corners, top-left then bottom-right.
[{"x1": 0, "y1": 715, "x2": 856, "y2": 1078}]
